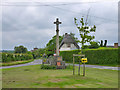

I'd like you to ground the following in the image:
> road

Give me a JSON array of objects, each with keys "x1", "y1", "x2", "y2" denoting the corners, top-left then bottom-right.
[
  {"x1": 0, "y1": 59, "x2": 42, "y2": 69},
  {"x1": 0, "y1": 59, "x2": 119, "y2": 70}
]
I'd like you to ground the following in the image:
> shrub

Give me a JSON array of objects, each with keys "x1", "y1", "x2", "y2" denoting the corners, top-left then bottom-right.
[
  {"x1": 60, "y1": 48, "x2": 118, "y2": 65},
  {"x1": 41, "y1": 64, "x2": 56, "y2": 69},
  {"x1": 89, "y1": 41, "x2": 100, "y2": 49},
  {"x1": 60, "y1": 50, "x2": 81, "y2": 63},
  {"x1": 2, "y1": 53, "x2": 33, "y2": 63},
  {"x1": 83, "y1": 48, "x2": 118, "y2": 65},
  {"x1": 82, "y1": 45, "x2": 89, "y2": 49}
]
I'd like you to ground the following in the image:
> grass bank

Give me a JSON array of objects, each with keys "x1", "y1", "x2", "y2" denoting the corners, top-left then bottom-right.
[
  {"x1": 1, "y1": 59, "x2": 34, "y2": 66},
  {"x1": 2, "y1": 65, "x2": 118, "y2": 88}
]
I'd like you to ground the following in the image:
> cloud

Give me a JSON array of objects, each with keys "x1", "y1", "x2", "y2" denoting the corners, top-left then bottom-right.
[{"x1": 1, "y1": 1, "x2": 118, "y2": 50}]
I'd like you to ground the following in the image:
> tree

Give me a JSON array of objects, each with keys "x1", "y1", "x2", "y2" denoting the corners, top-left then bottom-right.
[
  {"x1": 32, "y1": 48, "x2": 45, "y2": 59},
  {"x1": 74, "y1": 17, "x2": 96, "y2": 47},
  {"x1": 14, "y1": 45, "x2": 28, "y2": 53},
  {"x1": 104, "y1": 40, "x2": 107, "y2": 47},
  {"x1": 46, "y1": 35, "x2": 63, "y2": 56},
  {"x1": 89, "y1": 41, "x2": 100, "y2": 49},
  {"x1": 100, "y1": 40, "x2": 103, "y2": 47}
]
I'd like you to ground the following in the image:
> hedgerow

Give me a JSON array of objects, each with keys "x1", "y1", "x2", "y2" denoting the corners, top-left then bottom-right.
[
  {"x1": 60, "y1": 48, "x2": 118, "y2": 65},
  {"x1": 2, "y1": 53, "x2": 33, "y2": 63}
]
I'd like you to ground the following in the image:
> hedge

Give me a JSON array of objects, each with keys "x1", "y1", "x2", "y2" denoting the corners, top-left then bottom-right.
[
  {"x1": 60, "y1": 48, "x2": 118, "y2": 65},
  {"x1": 60, "y1": 50, "x2": 81, "y2": 63},
  {"x1": 41, "y1": 64, "x2": 56, "y2": 69},
  {"x1": 2, "y1": 53, "x2": 33, "y2": 63}
]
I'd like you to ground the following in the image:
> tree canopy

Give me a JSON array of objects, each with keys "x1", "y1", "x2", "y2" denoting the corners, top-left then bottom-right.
[
  {"x1": 14, "y1": 45, "x2": 28, "y2": 53},
  {"x1": 74, "y1": 17, "x2": 96, "y2": 47}
]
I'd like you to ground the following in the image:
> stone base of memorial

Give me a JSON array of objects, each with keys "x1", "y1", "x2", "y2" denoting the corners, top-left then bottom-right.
[{"x1": 42, "y1": 56, "x2": 66, "y2": 69}]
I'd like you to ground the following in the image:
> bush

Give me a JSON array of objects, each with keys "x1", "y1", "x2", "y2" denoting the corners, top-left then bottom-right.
[
  {"x1": 41, "y1": 64, "x2": 56, "y2": 69},
  {"x1": 83, "y1": 48, "x2": 118, "y2": 65},
  {"x1": 60, "y1": 48, "x2": 118, "y2": 65},
  {"x1": 2, "y1": 53, "x2": 33, "y2": 63},
  {"x1": 60, "y1": 50, "x2": 81, "y2": 63},
  {"x1": 89, "y1": 41, "x2": 100, "y2": 49},
  {"x1": 82, "y1": 45, "x2": 89, "y2": 49}
]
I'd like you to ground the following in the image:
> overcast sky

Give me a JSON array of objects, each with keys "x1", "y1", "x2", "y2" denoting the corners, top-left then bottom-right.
[{"x1": 1, "y1": 0, "x2": 119, "y2": 50}]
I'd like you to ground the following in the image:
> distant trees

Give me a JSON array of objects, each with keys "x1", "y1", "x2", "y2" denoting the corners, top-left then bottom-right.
[
  {"x1": 32, "y1": 48, "x2": 45, "y2": 59},
  {"x1": 100, "y1": 40, "x2": 103, "y2": 47},
  {"x1": 89, "y1": 41, "x2": 100, "y2": 49},
  {"x1": 14, "y1": 45, "x2": 28, "y2": 53},
  {"x1": 100, "y1": 40, "x2": 107, "y2": 47},
  {"x1": 104, "y1": 40, "x2": 107, "y2": 47}
]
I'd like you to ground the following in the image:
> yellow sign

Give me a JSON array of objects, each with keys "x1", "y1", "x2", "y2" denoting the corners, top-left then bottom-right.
[
  {"x1": 81, "y1": 58, "x2": 87, "y2": 63},
  {"x1": 43, "y1": 59, "x2": 46, "y2": 62}
]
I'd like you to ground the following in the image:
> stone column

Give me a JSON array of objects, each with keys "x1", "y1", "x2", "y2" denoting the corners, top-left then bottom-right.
[{"x1": 54, "y1": 18, "x2": 62, "y2": 56}]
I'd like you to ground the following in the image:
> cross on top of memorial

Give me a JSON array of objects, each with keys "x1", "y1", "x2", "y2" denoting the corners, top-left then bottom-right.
[{"x1": 54, "y1": 18, "x2": 62, "y2": 31}]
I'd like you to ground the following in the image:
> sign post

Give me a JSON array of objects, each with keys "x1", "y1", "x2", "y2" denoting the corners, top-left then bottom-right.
[
  {"x1": 73, "y1": 54, "x2": 86, "y2": 76},
  {"x1": 81, "y1": 58, "x2": 87, "y2": 76}
]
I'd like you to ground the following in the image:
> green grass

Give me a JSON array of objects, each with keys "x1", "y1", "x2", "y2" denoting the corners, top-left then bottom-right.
[
  {"x1": 2, "y1": 65, "x2": 118, "y2": 88},
  {"x1": 1, "y1": 59, "x2": 34, "y2": 66}
]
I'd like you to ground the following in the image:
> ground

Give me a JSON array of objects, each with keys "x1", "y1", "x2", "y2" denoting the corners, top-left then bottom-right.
[{"x1": 2, "y1": 64, "x2": 118, "y2": 88}]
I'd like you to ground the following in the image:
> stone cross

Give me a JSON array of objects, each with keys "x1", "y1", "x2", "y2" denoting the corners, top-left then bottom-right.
[{"x1": 54, "y1": 18, "x2": 62, "y2": 56}]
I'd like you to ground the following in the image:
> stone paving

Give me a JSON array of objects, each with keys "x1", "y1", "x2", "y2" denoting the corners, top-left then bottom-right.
[{"x1": 0, "y1": 59, "x2": 119, "y2": 70}]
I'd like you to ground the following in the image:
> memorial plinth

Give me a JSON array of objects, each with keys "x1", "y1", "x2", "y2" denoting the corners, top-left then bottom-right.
[
  {"x1": 42, "y1": 18, "x2": 66, "y2": 69},
  {"x1": 53, "y1": 18, "x2": 65, "y2": 69}
]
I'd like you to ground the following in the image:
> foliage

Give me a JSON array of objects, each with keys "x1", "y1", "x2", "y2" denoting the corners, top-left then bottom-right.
[
  {"x1": 60, "y1": 48, "x2": 118, "y2": 65},
  {"x1": 82, "y1": 45, "x2": 89, "y2": 49},
  {"x1": 104, "y1": 40, "x2": 107, "y2": 47},
  {"x1": 89, "y1": 41, "x2": 100, "y2": 49},
  {"x1": 41, "y1": 64, "x2": 56, "y2": 69},
  {"x1": 46, "y1": 35, "x2": 63, "y2": 56},
  {"x1": 100, "y1": 40, "x2": 107, "y2": 47},
  {"x1": 100, "y1": 40, "x2": 103, "y2": 47},
  {"x1": 32, "y1": 48, "x2": 45, "y2": 59},
  {"x1": 2, "y1": 53, "x2": 33, "y2": 63},
  {"x1": 74, "y1": 17, "x2": 96, "y2": 47},
  {"x1": 60, "y1": 50, "x2": 81, "y2": 63},
  {"x1": 14, "y1": 45, "x2": 28, "y2": 53}
]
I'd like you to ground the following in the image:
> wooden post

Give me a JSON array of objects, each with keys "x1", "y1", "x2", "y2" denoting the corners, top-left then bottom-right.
[
  {"x1": 78, "y1": 57, "x2": 81, "y2": 75},
  {"x1": 73, "y1": 56, "x2": 75, "y2": 75},
  {"x1": 83, "y1": 62, "x2": 85, "y2": 76}
]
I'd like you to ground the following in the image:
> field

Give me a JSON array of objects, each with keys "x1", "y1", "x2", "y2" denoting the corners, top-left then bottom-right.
[{"x1": 2, "y1": 65, "x2": 118, "y2": 88}]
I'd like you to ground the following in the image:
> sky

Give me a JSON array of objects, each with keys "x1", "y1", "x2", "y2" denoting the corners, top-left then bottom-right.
[{"x1": 1, "y1": 0, "x2": 119, "y2": 51}]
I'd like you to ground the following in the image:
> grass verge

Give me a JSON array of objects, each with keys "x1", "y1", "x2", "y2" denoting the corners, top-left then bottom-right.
[
  {"x1": 2, "y1": 64, "x2": 118, "y2": 88},
  {"x1": 1, "y1": 59, "x2": 34, "y2": 66}
]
